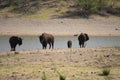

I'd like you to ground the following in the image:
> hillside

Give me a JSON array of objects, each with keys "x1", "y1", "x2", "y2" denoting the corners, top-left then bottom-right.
[{"x1": 0, "y1": 0, "x2": 120, "y2": 19}]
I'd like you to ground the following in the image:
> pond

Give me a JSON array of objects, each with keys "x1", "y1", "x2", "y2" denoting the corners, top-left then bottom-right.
[{"x1": 0, "y1": 36, "x2": 120, "y2": 52}]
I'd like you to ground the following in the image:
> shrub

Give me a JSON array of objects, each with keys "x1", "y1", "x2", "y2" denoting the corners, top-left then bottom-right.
[
  {"x1": 57, "y1": 71, "x2": 66, "y2": 80},
  {"x1": 77, "y1": 0, "x2": 120, "y2": 12},
  {"x1": 59, "y1": 74, "x2": 66, "y2": 80},
  {"x1": 77, "y1": 0, "x2": 101, "y2": 11},
  {"x1": 42, "y1": 72, "x2": 47, "y2": 80},
  {"x1": 102, "y1": 68, "x2": 110, "y2": 76}
]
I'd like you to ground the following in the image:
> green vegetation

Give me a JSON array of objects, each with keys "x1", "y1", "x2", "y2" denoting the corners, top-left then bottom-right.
[
  {"x1": 57, "y1": 71, "x2": 66, "y2": 80},
  {"x1": 42, "y1": 72, "x2": 47, "y2": 80},
  {"x1": 102, "y1": 68, "x2": 110, "y2": 76},
  {"x1": 0, "y1": 53, "x2": 18, "y2": 58},
  {"x1": 77, "y1": 0, "x2": 120, "y2": 10},
  {"x1": 59, "y1": 74, "x2": 66, "y2": 80},
  {"x1": 100, "y1": 68, "x2": 110, "y2": 76},
  {"x1": 0, "y1": 0, "x2": 120, "y2": 18}
]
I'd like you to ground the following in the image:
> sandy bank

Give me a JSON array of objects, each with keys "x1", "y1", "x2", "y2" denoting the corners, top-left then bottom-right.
[{"x1": 0, "y1": 15, "x2": 120, "y2": 36}]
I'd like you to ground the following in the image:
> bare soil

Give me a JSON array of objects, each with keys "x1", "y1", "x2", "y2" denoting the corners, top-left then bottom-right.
[
  {"x1": 0, "y1": 15, "x2": 120, "y2": 36},
  {"x1": 0, "y1": 47, "x2": 120, "y2": 80}
]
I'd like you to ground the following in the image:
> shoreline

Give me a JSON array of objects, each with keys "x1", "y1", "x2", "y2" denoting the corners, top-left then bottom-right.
[
  {"x1": 0, "y1": 33, "x2": 120, "y2": 37},
  {"x1": 0, "y1": 46, "x2": 119, "y2": 55},
  {"x1": 0, "y1": 16, "x2": 120, "y2": 37},
  {"x1": 0, "y1": 32, "x2": 120, "y2": 37}
]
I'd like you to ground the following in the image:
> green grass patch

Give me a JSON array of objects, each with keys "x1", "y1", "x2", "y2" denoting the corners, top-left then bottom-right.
[
  {"x1": 0, "y1": 53, "x2": 18, "y2": 59},
  {"x1": 102, "y1": 68, "x2": 110, "y2": 76},
  {"x1": 99, "y1": 68, "x2": 110, "y2": 76},
  {"x1": 59, "y1": 74, "x2": 66, "y2": 80},
  {"x1": 42, "y1": 72, "x2": 47, "y2": 80}
]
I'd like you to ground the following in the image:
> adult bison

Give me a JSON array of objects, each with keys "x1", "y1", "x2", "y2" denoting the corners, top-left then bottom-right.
[
  {"x1": 39, "y1": 33, "x2": 54, "y2": 49},
  {"x1": 9, "y1": 36, "x2": 22, "y2": 51},
  {"x1": 78, "y1": 33, "x2": 89, "y2": 48}
]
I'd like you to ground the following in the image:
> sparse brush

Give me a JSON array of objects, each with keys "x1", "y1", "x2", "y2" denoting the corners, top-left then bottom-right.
[
  {"x1": 102, "y1": 68, "x2": 110, "y2": 76},
  {"x1": 42, "y1": 72, "x2": 47, "y2": 80},
  {"x1": 57, "y1": 71, "x2": 66, "y2": 80},
  {"x1": 59, "y1": 74, "x2": 66, "y2": 80}
]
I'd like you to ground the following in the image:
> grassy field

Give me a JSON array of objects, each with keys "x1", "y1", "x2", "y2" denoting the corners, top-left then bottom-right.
[{"x1": 0, "y1": 47, "x2": 120, "y2": 80}]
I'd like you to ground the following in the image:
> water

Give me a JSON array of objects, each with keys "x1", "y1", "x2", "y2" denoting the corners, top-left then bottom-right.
[{"x1": 0, "y1": 36, "x2": 120, "y2": 52}]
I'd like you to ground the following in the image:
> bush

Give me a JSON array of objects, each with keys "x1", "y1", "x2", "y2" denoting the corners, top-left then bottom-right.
[
  {"x1": 77, "y1": 0, "x2": 120, "y2": 12},
  {"x1": 42, "y1": 72, "x2": 47, "y2": 80},
  {"x1": 57, "y1": 71, "x2": 66, "y2": 80},
  {"x1": 59, "y1": 74, "x2": 66, "y2": 80},
  {"x1": 102, "y1": 68, "x2": 110, "y2": 76},
  {"x1": 77, "y1": 0, "x2": 101, "y2": 11}
]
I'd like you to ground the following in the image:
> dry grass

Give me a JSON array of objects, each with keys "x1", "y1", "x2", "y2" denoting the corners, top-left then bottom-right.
[{"x1": 0, "y1": 47, "x2": 120, "y2": 80}]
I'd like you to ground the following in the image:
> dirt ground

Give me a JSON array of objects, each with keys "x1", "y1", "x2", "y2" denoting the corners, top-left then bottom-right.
[{"x1": 0, "y1": 47, "x2": 120, "y2": 80}]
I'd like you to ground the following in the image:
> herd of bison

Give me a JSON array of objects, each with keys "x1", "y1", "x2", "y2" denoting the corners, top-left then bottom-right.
[{"x1": 9, "y1": 33, "x2": 89, "y2": 51}]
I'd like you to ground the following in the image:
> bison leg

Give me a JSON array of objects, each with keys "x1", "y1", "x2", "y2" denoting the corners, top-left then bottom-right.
[
  {"x1": 10, "y1": 44, "x2": 16, "y2": 51},
  {"x1": 11, "y1": 48, "x2": 15, "y2": 51},
  {"x1": 82, "y1": 42, "x2": 85, "y2": 48},
  {"x1": 79, "y1": 42, "x2": 82, "y2": 48},
  {"x1": 52, "y1": 42, "x2": 54, "y2": 49},
  {"x1": 43, "y1": 46, "x2": 46, "y2": 49},
  {"x1": 49, "y1": 43, "x2": 51, "y2": 49},
  {"x1": 42, "y1": 43, "x2": 47, "y2": 49},
  {"x1": 79, "y1": 44, "x2": 81, "y2": 48}
]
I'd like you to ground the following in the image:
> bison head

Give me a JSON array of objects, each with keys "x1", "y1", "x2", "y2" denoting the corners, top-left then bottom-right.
[{"x1": 18, "y1": 38, "x2": 22, "y2": 46}]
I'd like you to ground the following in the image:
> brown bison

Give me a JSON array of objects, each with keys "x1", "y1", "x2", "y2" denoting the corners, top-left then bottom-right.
[
  {"x1": 9, "y1": 36, "x2": 22, "y2": 51},
  {"x1": 78, "y1": 33, "x2": 89, "y2": 48},
  {"x1": 39, "y1": 33, "x2": 54, "y2": 49}
]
